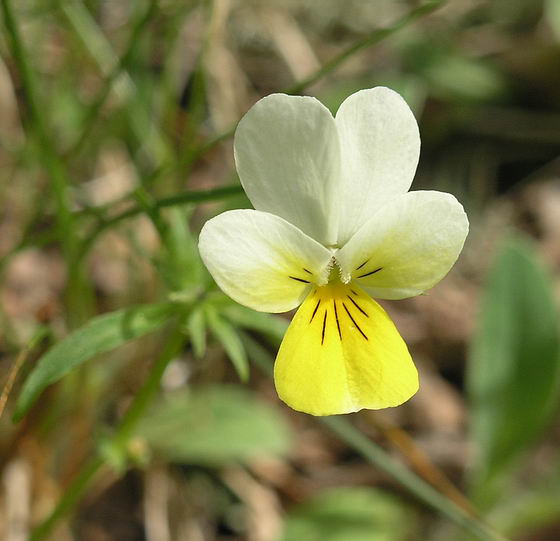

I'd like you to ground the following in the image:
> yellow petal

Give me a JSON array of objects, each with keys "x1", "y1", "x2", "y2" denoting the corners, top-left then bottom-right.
[{"x1": 274, "y1": 282, "x2": 418, "y2": 415}]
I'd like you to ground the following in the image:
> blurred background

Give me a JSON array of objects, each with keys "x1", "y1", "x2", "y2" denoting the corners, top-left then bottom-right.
[{"x1": 1, "y1": 0, "x2": 560, "y2": 539}]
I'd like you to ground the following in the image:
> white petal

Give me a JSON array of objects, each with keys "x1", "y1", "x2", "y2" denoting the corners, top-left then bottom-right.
[
  {"x1": 336, "y1": 191, "x2": 469, "y2": 300},
  {"x1": 234, "y1": 94, "x2": 341, "y2": 246},
  {"x1": 335, "y1": 87, "x2": 421, "y2": 245},
  {"x1": 198, "y1": 210, "x2": 334, "y2": 313}
]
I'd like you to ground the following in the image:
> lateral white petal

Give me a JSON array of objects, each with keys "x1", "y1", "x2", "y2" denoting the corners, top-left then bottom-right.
[
  {"x1": 234, "y1": 94, "x2": 341, "y2": 246},
  {"x1": 335, "y1": 87, "x2": 421, "y2": 244},
  {"x1": 336, "y1": 191, "x2": 469, "y2": 300},
  {"x1": 198, "y1": 210, "x2": 333, "y2": 313}
]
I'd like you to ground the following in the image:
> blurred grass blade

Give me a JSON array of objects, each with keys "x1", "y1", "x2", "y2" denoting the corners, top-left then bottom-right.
[
  {"x1": 57, "y1": 0, "x2": 172, "y2": 165},
  {"x1": 468, "y1": 237, "x2": 560, "y2": 496},
  {"x1": 199, "y1": 0, "x2": 447, "y2": 151},
  {"x1": 242, "y1": 333, "x2": 506, "y2": 541},
  {"x1": 137, "y1": 385, "x2": 291, "y2": 466},
  {"x1": 323, "y1": 417, "x2": 505, "y2": 541},
  {"x1": 14, "y1": 302, "x2": 176, "y2": 421},
  {"x1": 286, "y1": 0, "x2": 446, "y2": 95},
  {"x1": 0, "y1": 326, "x2": 48, "y2": 419},
  {"x1": 206, "y1": 306, "x2": 249, "y2": 381},
  {"x1": 64, "y1": 0, "x2": 157, "y2": 157},
  {"x1": 0, "y1": 0, "x2": 88, "y2": 323},
  {"x1": 186, "y1": 307, "x2": 206, "y2": 359}
]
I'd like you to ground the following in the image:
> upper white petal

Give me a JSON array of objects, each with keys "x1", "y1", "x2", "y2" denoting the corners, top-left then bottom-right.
[
  {"x1": 335, "y1": 87, "x2": 421, "y2": 245},
  {"x1": 234, "y1": 93, "x2": 341, "y2": 246},
  {"x1": 336, "y1": 191, "x2": 469, "y2": 300},
  {"x1": 198, "y1": 209, "x2": 333, "y2": 313}
]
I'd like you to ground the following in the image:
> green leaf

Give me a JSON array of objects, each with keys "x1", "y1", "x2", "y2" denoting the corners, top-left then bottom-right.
[
  {"x1": 137, "y1": 385, "x2": 291, "y2": 466},
  {"x1": 490, "y1": 467, "x2": 560, "y2": 538},
  {"x1": 205, "y1": 306, "x2": 249, "y2": 381},
  {"x1": 14, "y1": 302, "x2": 176, "y2": 421},
  {"x1": 221, "y1": 303, "x2": 289, "y2": 344},
  {"x1": 546, "y1": 0, "x2": 560, "y2": 40},
  {"x1": 186, "y1": 306, "x2": 207, "y2": 359},
  {"x1": 280, "y1": 487, "x2": 414, "y2": 541},
  {"x1": 468, "y1": 237, "x2": 560, "y2": 493},
  {"x1": 159, "y1": 206, "x2": 205, "y2": 293}
]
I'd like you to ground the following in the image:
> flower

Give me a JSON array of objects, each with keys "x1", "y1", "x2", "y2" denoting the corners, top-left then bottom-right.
[{"x1": 198, "y1": 87, "x2": 468, "y2": 416}]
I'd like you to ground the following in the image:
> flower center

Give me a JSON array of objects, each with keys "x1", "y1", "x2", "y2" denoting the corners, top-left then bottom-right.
[
  {"x1": 287, "y1": 257, "x2": 383, "y2": 288},
  {"x1": 327, "y1": 256, "x2": 344, "y2": 284}
]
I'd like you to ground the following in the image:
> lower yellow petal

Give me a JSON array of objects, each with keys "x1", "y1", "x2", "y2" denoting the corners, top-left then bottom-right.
[{"x1": 274, "y1": 282, "x2": 418, "y2": 415}]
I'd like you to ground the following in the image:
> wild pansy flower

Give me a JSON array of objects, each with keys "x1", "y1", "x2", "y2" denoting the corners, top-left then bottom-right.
[{"x1": 199, "y1": 87, "x2": 468, "y2": 416}]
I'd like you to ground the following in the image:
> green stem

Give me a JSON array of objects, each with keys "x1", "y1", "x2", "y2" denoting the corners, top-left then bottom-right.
[
  {"x1": 0, "y1": 184, "x2": 243, "y2": 271},
  {"x1": 57, "y1": 0, "x2": 173, "y2": 167},
  {"x1": 0, "y1": 0, "x2": 90, "y2": 326},
  {"x1": 195, "y1": 0, "x2": 447, "y2": 156},
  {"x1": 0, "y1": 0, "x2": 73, "y2": 243},
  {"x1": 112, "y1": 325, "x2": 186, "y2": 448},
  {"x1": 174, "y1": 0, "x2": 215, "y2": 181},
  {"x1": 30, "y1": 456, "x2": 104, "y2": 541},
  {"x1": 321, "y1": 417, "x2": 508, "y2": 541},
  {"x1": 30, "y1": 322, "x2": 187, "y2": 541},
  {"x1": 131, "y1": 185, "x2": 169, "y2": 242},
  {"x1": 285, "y1": 0, "x2": 446, "y2": 95},
  {"x1": 77, "y1": 184, "x2": 243, "y2": 261},
  {"x1": 63, "y1": 0, "x2": 158, "y2": 158}
]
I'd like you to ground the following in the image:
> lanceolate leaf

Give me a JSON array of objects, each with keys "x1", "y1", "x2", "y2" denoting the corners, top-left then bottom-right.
[
  {"x1": 468, "y1": 238, "x2": 560, "y2": 491},
  {"x1": 186, "y1": 306, "x2": 207, "y2": 359},
  {"x1": 221, "y1": 303, "x2": 288, "y2": 344},
  {"x1": 205, "y1": 305, "x2": 249, "y2": 381},
  {"x1": 14, "y1": 302, "x2": 176, "y2": 421}
]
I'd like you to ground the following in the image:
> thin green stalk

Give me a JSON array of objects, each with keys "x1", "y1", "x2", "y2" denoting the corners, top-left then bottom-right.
[
  {"x1": 0, "y1": 184, "x2": 243, "y2": 272},
  {"x1": 112, "y1": 325, "x2": 187, "y2": 448},
  {"x1": 56, "y1": 0, "x2": 173, "y2": 167},
  {"x1": 321, "y1": 418, "x2": 508, "y2": 541},
  {"x1": 175, "y1": 0, "x2": 215, "y2": 181},
  {"x1": 0, "y1": 0, "x2": 92, "y2": 325},
  {"x1": 0, "y1": 327, "x2": 48, "y2": 419},
  {"x1": 30, "y1": 322, "x2": 187, "y2": 541},
  {"x1": 64, "y1": 0, "x2": 158, "y2": 158},
  {"x1": 0, "y1": 0, "x2": 72, "y2": 247},
  {"x1": 30, "y1": 455, "x2": 104, "y2": 541},
  {"x1": 131, "y1": 185, "x2": 169, "y2": 242},
  {"x1": 194, "y1": 0, "x2": 447, "y2": 157},
  {"x1": 77, "y1": 184, "x2": 243, "y2": 262},
  {"x1": 284, "y1": 0, "x2": 446, "y2": 95}
]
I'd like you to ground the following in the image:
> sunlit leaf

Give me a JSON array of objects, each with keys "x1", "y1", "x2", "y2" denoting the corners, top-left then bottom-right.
[
  {"x1": 13, "y1": 302, "x2": 176, "y2": 421},
  {"x1": 137, "y1": 385, "x2": 291, "y2": 466},
  {"x1": 281, "y1": 487, "x2": 414, "y2": 541},
  {"x1": 468, "y1": 237, "x2": 560, "y2": 494}
]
